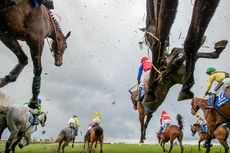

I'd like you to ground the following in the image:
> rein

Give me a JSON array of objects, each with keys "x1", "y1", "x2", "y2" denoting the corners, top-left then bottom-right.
[
  {"x1": 197, "y1": 95, "x2": 206, "y2": 106},
  {"x1": 47, "y1": 9, "x2": 61, "y2": 55}
]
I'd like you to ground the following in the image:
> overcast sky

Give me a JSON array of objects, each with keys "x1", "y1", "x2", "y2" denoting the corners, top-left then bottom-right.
[{"x1": 1, "y1": 0, "x2": 230, "y2": 144}]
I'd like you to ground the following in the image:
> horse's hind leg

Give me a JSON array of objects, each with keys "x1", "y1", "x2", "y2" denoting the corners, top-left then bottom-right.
[
  {"x1": 178, "y1": 0, "x2": 220, "y2": 101},
  {"x1": 218, "y1": 140, "x2": 229, "y2": 153},
  {"x1": 0, "y1": 37, "x2": 28, "y2": 88},
  {"x1": 62, "y1": 141, "x2": 69, "y2": 153},
  {"x1": 57, "y1": 140, "x2": 63, "y2": 152},
  {"x1": 5, "y1": 129, "x2": 20, "y2": 153},
  {"x1": 26, "y1": 40, "x2": 44, "y2": 108}
]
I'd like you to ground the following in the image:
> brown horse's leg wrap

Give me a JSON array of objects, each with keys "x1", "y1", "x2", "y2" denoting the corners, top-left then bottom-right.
[{"x1": 29, "y1": 76, "x2": 41, "y2": 109}]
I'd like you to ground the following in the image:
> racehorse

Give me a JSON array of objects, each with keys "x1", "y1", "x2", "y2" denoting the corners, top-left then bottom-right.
[
  {"x1": 129, "y1": 40, "x2": 227, "y2": 143},
  {"x1": 89, "y1": 123, "x2": 104, "y2": 153},
  {"x1": 0, "y1": 0, "x2": 71, "y2": 108},
  {"x1": 0, "y1": 91, "x2": 47, "y2": 153},
  {"x1": 191, "y1": 124, "x2": 229, "y2": 152},
  {"x1": 55, "y1": 126, "x2": 78, "y2": 153},
  {"x1": 156, "y1": 114, "x2": 184, "y2": 153},
  {"x1": 144, "y1": 0, "x2": 224, "y2": 103},
  {"x1": 191, "y1": 87, "x2": 230, "y2": 153}
]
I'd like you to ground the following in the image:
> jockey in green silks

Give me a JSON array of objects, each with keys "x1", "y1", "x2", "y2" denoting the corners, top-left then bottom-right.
[
  {"x1": 24, "y1": 99, "x2": 42, "y2": 125},
  {"x1": 205, "y1": 67, "x2": 230, "y2": 109}
]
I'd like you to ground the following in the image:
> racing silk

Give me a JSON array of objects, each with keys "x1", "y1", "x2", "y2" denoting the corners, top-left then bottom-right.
[
  {"x1": 195, "y1": 116, "x2": 206, "y2": 125},
  {"x1": 137, "y1": 60, "x2": 152, "y2": 82},
  {"x1": 206, "y1": 71, "x2": 230, "y2": 92},
  {"x1": 92, "y1": 115, "x2": 101, "y2": 123},
  {"x1": 160, "y1": 113, "x2": 171, "y2": 124},
  {"x1": 23, "y1": 102, "x2": 41, "y2": 115},
  {"x1": 68, "y1": 117, "x2": 79, "y2": 127}
]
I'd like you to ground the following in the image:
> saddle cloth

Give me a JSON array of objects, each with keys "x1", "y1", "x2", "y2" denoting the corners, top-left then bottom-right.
[
  {"x1": 200, "y1": 125, "x2": 208, "y2": 134},
  {"x1": 29, "y1": 111, "x2": 35, "y2": 125},
  {"x1": 140, "y1": 86, "x2": 145, "y2": 98},
  {"x1": 71, "y1": 128, "x2": 76, "y2": 136},
  {"x1": 161, "y1": 126, "x2": 169, "y2": 134},
  {"x1": 208, "y1": 91, "x2": 230, "y2": 109}
]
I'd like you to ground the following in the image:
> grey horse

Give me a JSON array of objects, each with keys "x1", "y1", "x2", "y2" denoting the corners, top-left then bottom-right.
[
  {"x1": 55, "y1": 126, "x2": 78, "y2": 153},
  {"x1": 0, "y1": 91, "x2": 47, "y2": 153}
]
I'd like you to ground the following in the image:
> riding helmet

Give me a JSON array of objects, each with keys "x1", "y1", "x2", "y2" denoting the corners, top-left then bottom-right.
[
  {"x1": 95, "y1": 112, "x2": 100, "y2": 115},
  {"x1": 195, "y1": 113, "x2": 200, "y2": 117},
  {"x1": 38, "y1": 98, "x2": 42, "y2": 103},
  {"x1": 141, "y1": 57, "x2": 149, "y2": 63},
  {"x1": 162, "y1": 110, "x2": 166, "y2": 114},
  {"x1": 206, "y1": 67, "x2": 216, "y2": 73},
  {"x1": 73, "y1": 115, "x2": 77, "y2": 118}
]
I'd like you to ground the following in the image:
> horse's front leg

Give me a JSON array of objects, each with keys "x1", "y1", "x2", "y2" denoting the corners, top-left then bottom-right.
[
  {"x1": 5, "y1": 128, "x2": 20, "y2": 153},
  {"x1": 138, "y1": 108, "x2": 145, "y2": 143},
  {"x1": 27, "y1": 40, "x2": 44, "y2": 109},
  {"x1": 0, "y1": 37, "x2": 28, "y2": 88},
  {"x1": 178, "y1": 0, "x2": 220, "y2": 101},
  {"x1": 143, "y1": 114, "x2": 152, "y2": 140},
  {"x1": 72, "y1": 137, "x2": 75, "y2": 148}
]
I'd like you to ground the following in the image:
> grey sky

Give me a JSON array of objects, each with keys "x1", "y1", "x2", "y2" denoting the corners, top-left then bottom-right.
[{"x1": 1, "y1": 0, "x2": 230, "y2": 144}]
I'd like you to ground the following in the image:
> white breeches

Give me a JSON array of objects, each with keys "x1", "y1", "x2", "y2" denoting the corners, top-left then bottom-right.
[{"x1": 139, "y1": 70, "x2": 150, "y2": 88}]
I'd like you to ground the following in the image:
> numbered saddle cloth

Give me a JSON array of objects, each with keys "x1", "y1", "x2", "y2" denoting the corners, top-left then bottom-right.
[
  {"x1": 208, "y1": 91, "x2": 230, "y2": 109},
  {"x1": 200, "y1": 125, "x2": 208, "y2": 134},
  {"x1": 29, "y1": 111, "x2": 35, "y2": 125}
]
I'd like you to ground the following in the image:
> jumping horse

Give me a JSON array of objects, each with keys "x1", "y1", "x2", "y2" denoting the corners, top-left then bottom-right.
[
  {"x1": 191, "y1": 87, "x2": 230, "y2": 153},
  {"x1": 156, "y1": 114, "x2": 184, "y2": 153},
  {"x1": 55, "y1": 126, "x2": 78, "y2": 153},
  {"x1": 191, "y1": 124, "x2": 229, "y2": 152},
  {"x1": 144, "y1": 0, "x2": 223, "y2": 103},
  {"x1": 0, "y1": 91, "x2": 47, "y2": 153},
  {"x1": 129, "y1": 40, "x2": 228, "y2": 143},
  {"x1": 0, "y1": 0, "x2": 71, "y2": 108},
  {"x1": 88, "y1": 123, "x2": 104, "y2": 153}
]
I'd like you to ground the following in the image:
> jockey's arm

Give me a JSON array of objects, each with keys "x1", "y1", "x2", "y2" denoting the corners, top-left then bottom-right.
[
  {"x1": 206, "y1": 75, "x2": 215, "y2": 92},
  {"x1": 195, "y1": 118, "x2": 199, "y2": 125},
  {"x1": 137, "y1": 64, "x2": 143, "y2": 82}
]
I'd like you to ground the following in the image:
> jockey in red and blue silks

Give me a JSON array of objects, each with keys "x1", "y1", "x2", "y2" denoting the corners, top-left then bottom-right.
[
  {"x1": 134, "y1": 57, "x2": 152, "y2": 104},
  {"x1": 159, "y1": 110, "x2": 171, "y2": 133}
]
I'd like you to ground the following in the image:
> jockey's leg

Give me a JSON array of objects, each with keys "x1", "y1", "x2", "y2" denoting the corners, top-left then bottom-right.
[
  {"x1": 34, "y1": 115, "x2": 40, "y2": 125},
  {"x1": 205, "y1": 93, "x2": 216, "y2": 109}
]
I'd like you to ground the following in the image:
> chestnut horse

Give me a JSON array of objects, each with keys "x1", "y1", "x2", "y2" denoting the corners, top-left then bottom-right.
[
  {"x1": 191, "y1": 124, "x2": 229, "y2": 152},
  {"x1": 191, "y1": 87, "x2": 230, "y2": 153},
  {"x1": 0, "y1": 0, "x2": 71, "y2": 108},
  {"x1": 89, "y1": 123, "x2": 104, "y2": 153},
  {"x1": 144, "y1": 0, "x2": 223, "y2": 103},
  {"x1": 156, "y1": 114, "x2": 184, "y2": 153}
]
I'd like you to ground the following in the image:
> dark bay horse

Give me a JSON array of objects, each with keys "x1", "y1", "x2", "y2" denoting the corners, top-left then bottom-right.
[
  {"x1": 0, "y1": 91, "x2": 47, "y2": 153},
  {"x1": 144, "y1": 0, "x2": 224, "y2": 103},
  {"x1": 129, "y1": 41, "x2": 227, "y2": 143},
  {"x1": 156, "y1": 114, "x2": 184, "y2": 153},
  {"x1": 191, "y1": 88, "x2": 230, "y2": 153},
  {"x1": 55, "y1": 126, "x2": 78, "y2": 153},
  {"x1": 89, "y1": 123, "x2": 103, "y2": 153},
  {"x1": 191, "y1": 124, "x2": 229, "y2": 152},
  {"x1": 0, "y1": 0, "x2": 71, "y2": 108}
]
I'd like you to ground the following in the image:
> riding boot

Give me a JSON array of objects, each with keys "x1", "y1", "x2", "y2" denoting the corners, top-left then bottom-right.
[
  {"x1": 135, "y1": 87, "x2": 142, "y2": 101},
  {"x1": 133, "y1": 100, "x2": 137, "y2": 110},
  {"x1": 205, "y1": 93, "x2": 216, "y2": 109},
  {"x1": 159, "y1": 126, "x2": 163, "y2": 134},
  {"x1": 34, "y1": 115, "x2": 39, "y2": 125}
]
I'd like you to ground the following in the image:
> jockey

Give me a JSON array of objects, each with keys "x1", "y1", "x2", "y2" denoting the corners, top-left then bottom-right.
[
  {"x1": 67, "y1": 115, "x2": 79, "y2": 128},
  {"x1": 134, "y1": 57, "x2": 152, "y2": 108},
  {"x1": 195, "y1": 113, "x2": 207, "y2": 132},
  {"x1": 205, "y1": 67, "x2": 230, "y2": 109},
  {"x1": 24, "y1": 99, "x2": 42, "y2": 125},
  {"x1": 88, "y1": 112, "x2": 101, "y2": 131},
  {"x1": 159, "y1": 110, "x2": 171, "y2": 133}
]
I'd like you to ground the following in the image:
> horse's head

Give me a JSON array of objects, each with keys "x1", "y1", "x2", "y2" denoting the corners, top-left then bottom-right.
[
  {"x1": 190, "y1": 124, "x2": 198, "y2": 136},
  {"x1": 51, "y1": 31, "x2": 71, "y2": 66},
  {"x1": 39, "y1": 112, "x2": 47, "y2": 127},
  {"x1": 156, "y1": 132, "x2": 161, "y2": 144},
  {"x1": 191, "y1": 98, "x2": 200, "y2": 115}
]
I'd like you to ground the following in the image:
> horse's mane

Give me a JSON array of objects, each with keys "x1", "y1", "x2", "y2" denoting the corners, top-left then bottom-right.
[
  {"x1": 0, "y1": 91, "x2": 11, "y2": 107},
  {"x1": 50, "y1": 13, "x2": 62, "y2": 32}
]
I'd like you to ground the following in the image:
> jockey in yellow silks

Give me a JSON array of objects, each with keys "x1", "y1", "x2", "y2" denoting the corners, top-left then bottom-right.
[
  {"x1": 23, "y1": 98, "x2": 42, "y2": 125},
  {"x1": 88, "y1": 112, "x2": 101, "y2": 131},
  {"x1": 195, "y1": 113, "x2": 207, "y2": 132},
  {"x1": 205, "y1": 67, "x2": 230, "y2": 109},
  {"x1": 68, "y1": 115, "x2": 79, "y2": 128}
]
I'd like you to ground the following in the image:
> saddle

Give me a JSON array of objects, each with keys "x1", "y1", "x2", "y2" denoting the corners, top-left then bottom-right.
[{"x1": 200, "y1": 125, "x2": 208, "y2": 134}]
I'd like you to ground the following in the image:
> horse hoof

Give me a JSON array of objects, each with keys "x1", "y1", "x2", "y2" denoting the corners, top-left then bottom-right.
[
  {"x1": 214, "y1": 40, "x2": 228, "y2": 49},
  {"x1": 28, "y1": 100, "x2": 39, "y2": 109},
  {"x1": 18, "y1": 143, "x2": 23, "y2": 149},
  {"x1": 139, "y1": 140, "x2": 144, "y2": 143},
  {"x1": 177, "y1": 90, "x2": 194, "y2": 101},
  {"x1": 0, "y1": 78, "x2": 7, "y2": 88}
]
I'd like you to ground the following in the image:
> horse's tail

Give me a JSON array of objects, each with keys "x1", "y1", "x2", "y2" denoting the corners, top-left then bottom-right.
[
  {"x1": 54, "y1": 131, "x2": 64, "y2": 143},
  {"x1": 94, "y1": 126, "x2": 103, "y2": 137},
  {"x1": 176, "y1": 114, "x2": 183, "y2": 130},
  {"x1": 0, "y1": 91, "x2": 11, "y2": 116}
]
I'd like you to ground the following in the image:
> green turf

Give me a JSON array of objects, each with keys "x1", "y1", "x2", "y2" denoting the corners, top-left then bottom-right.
[{"x1": 0, "y1": 143, "x2": 226, "y2": 153}]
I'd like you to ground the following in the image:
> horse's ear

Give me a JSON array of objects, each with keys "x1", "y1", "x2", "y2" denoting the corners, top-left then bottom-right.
[
  {"x1": 65, "y1": 31, "x2": 71, "y2": 39},
  {"x1": 45, "y1": 111, "x2": 48, "y2": 114}
]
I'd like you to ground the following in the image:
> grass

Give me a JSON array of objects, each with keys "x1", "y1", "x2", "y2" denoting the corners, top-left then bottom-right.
[{"x1": 0, "y1": 143, "x2": 226, "y2": 153}]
